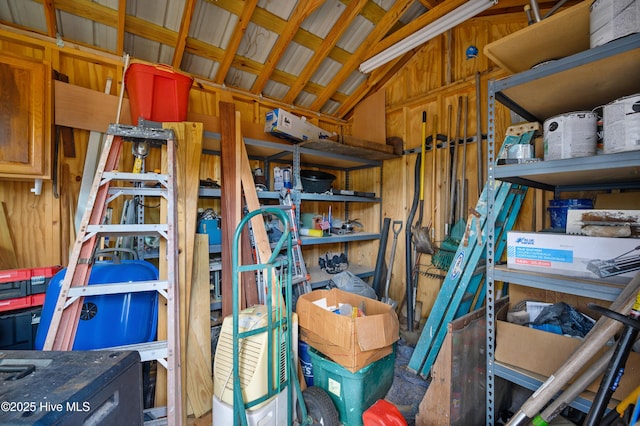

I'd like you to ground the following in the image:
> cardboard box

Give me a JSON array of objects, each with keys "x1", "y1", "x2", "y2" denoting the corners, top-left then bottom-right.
[
  {"x1": 496, "y1": 319, "x2": 640, "y2": 400},
  {"x1": 264, "y1": 108, "x2": 332, "y2": 143},
  {"x1": 296, "y1": 288, "x2": 399, "y2": 372},
  {"x1": 507, "y1": 232, "x2": 640, "y2": 284}
]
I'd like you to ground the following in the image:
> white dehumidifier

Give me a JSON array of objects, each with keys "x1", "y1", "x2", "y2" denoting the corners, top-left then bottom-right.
[{"x1": 212, "y1": 304, "x2": 298, "y2": 426}]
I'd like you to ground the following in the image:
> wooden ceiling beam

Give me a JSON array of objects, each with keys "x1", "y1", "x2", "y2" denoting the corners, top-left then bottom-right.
[
  {"x1": 213, "y1": 0, "x2": 258, "y2": 85},
  {"x1": 172, "y1": 0, "x2": 197, "y2": 69},
  {"x1": 250, "y1": 0, "x2": 323, "y2": 95},
  {"x1": 51, "y1": 0, "x2": 117, "y2": 26},
  {"x1": 417, "y1": 0, "x2": 443, "y2": 9},
  {"x1": 43, "y1": 0, "x2": 57, "y2": 38},
  {"x1": 283, "y1": 0, "x2": 369, "y2": 104},
  {"x1": 309, "y1": 0, "x2": 414, "y2": 111},
  {"x1": 337, "y1": 50, "x2": 415, "y2": 119},
  {"x1": 116, "y1": 0, "x2": 125, "y2": 56}
]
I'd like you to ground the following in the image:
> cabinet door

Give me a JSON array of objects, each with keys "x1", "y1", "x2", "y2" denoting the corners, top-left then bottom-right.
[{"x1": 0, "y1": 55, "x2": 51, "y2": 178}]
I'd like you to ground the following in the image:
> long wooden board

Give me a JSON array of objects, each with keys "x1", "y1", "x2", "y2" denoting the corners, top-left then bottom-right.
[
  {"x1": 186, "y1": 234, "x2": 214, "y2": 417},
  {"x1": 220, "y1": 102, "x2": 242, "y2": 317}
]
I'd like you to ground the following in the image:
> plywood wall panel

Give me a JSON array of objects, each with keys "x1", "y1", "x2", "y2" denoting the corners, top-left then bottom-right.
[
  {"x1": 0, "y1": 180, "x2": 59, "y2": 267},
  {"x1": 380, "y1": 18, "x2": 533, "y2": 318}
]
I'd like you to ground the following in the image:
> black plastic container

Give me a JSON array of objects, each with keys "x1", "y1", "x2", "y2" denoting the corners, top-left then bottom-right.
[
  {"x1": 300, "y1": 169, "x2": 336, "y2": 193},
  {"x1": 0, "y1": 350, "x2": 143, "y2": 424}
]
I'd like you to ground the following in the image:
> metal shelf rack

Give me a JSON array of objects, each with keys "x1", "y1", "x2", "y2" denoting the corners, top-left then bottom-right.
[
  {"x1": 198, "y1": 129, "x2": 386, "y2": 294},
  {"x1": 485, "y1": 33, "x2": 640, "y2": 423}
]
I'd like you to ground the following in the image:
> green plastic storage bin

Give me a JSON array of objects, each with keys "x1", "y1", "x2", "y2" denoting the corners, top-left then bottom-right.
[{"x1": 309, "y1": 345, "x2": 395, "y2": 426}]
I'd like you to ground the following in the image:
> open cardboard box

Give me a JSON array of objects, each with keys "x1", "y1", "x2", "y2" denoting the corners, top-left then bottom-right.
[
  {"x1": 296, "y1": 288, "x2": 399, "y2": 372},
  {"x1": 496, "y1": 287, "x2": 640, "y2": 401}
]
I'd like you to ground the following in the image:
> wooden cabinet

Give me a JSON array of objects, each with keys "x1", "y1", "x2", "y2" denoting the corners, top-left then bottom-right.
[{"x1": 0, "y1": 55, "x2": 51, "y2": 179}]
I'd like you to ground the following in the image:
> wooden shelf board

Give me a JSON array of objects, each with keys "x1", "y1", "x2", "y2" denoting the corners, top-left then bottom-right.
[
  {"x1": 484, "y1": 1, "x2": 591, "y2": 74},
  {"x1": 500, "y1": 45, "x2": 640, "y2": 122}
]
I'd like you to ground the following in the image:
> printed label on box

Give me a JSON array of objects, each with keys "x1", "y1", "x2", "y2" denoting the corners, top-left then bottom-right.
[
  {"x1": 507, "y1": 231, "x2": 639, "y2": 284},
  {"x1": 515, "y1": 246, "x2": 574, "y2": 263}
]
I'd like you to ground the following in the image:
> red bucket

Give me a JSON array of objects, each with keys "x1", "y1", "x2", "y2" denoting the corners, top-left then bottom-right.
[{"x1": 125, "y1": 63, "x2": 193, "y2": 124}]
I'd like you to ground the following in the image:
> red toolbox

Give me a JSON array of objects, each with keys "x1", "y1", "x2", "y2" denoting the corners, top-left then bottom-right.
[
  {"x1": 29, "y1": 265, "x2": 63, "y2": 295},
  {"x1": 0, "y1": 295, "x2": 33, "y2": 313},
  {"x1": 0, "y1": 268, "x2": 30, "y2": 301}
]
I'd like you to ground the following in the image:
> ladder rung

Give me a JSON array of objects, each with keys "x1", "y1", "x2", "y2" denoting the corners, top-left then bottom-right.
[
  {"x1": 98, "y1": 340, "x2": 168, "y2": 363},
  {"x1": 85, "y1": 224, "x2": 168, "y2": 236},
  {"x1": 102, "y1": 171, "x2": 169, "y2": 182},
  {"x1": 292, "y1": 275, "x2": 308, "y2": 285},
  {"x1": 144, "y1": 406, "x2": 168, "y2": 425},
  {"x1": 67, "y1": 280, "x2": 169, "y2": 297},
  {"x1": 108, "y1": 187, "x2": 168, "y2": 197},
  {"x1": 107, "y1": 123, "x2": 174, "y2": 141}
]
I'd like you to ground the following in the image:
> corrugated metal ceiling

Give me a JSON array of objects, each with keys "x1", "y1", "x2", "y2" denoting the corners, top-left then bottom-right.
[{"x1": 0, "y1": 0, "x2": 527, "y2": 118}]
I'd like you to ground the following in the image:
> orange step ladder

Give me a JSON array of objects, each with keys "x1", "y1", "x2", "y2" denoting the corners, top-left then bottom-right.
[{"x1": 42, "y1": 123, "x2": 182, "y2": 424}]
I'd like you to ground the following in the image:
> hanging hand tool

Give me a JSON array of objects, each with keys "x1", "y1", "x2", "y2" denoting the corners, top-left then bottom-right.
[
  {"x1": 412, "y1": 112, "x2": 434, "y2": 255},
  {"x1": 406, "y1": 153, "x2": 421, "y2": 332},
  {"x1": 430, "y1": 115, "x2": 438, "y2": 243},
  {"x1": 372, "y1": 218, "x2": 391, "y2": 299},
  {"x1": 420, "y1": 111, "x2": 427, "y2": 218},
  {"x1": 459, "y1": 96, "x2": 469, "y2": 222},
  {"x1": 382, "y1": 220, "x2": 403, "y2": 310},
  {"x1": 448, "y1": 97, "x2": 462, "y2": 235},
  {"x1": 443, "y1": 104, "x2": 452, "y2": 238}
]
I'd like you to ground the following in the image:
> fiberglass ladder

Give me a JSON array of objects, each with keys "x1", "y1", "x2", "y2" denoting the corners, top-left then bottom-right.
[{"x1": 42, "y1": 123, "x2": 182, "y2": 425}]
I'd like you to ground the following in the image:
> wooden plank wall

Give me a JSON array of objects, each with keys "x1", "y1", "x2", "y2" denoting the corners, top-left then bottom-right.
[
  {"x1": 381, "y1": 14, "x2": 537, "y2": 316},
  {"x1": 0, "y1": 12, "x2": 536, "y2": 321},
  {"x1": 0, "y1": 27, "x2": 344, "y2": 269}
]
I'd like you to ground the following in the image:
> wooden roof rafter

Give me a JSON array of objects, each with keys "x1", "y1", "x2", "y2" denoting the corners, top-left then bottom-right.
[
  {"x1": 283, "y1": 0, "x2": 369, "y2": 105},
  {"x1": 212, "y1": 0, "x2": 259, "y2": 85},
  {"x1": 309, "y1": 0, "x2": 415, "y2": 112},
  {"x1": 250, "y1": 0, "x2": 324, "y2": 95},
  {"x1": 43, "y1": 0, "x2": 56, "y2": 38},
  {"x1": 171, "y1": 0, "x2": 196, "y2": 69}
]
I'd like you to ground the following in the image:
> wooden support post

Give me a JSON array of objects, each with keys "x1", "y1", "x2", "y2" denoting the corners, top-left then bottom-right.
[{"x1": 220, "y1": 102, "x2": 242, "y2": 317}]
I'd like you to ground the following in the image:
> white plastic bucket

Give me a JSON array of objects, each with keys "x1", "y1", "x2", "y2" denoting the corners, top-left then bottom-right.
[
  {"x1": 590, "y1": 0, "x2": 640, "y2": 48},
  {"x1": 543, "y1": 112, "x2": 598, "y2": 160},
  {"x1": 603, "y1": 93, "x2": 640, "y2": 154}
]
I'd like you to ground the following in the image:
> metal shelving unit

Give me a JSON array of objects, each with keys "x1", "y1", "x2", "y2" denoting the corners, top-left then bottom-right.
[
  {"x1": 485, "y1": 33, "x2": 640, "y2": 423},
  {"x1": 199, "y1": 129, "x2": 389, "y2": 295}
]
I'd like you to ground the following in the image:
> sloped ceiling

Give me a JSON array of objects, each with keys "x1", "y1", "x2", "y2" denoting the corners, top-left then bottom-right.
[{"x1": 0, "y1": 0, "x2": 554, "y2": 119}]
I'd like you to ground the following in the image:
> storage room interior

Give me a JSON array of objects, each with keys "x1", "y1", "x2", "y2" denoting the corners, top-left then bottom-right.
[{"x1": 0, "y1": 0, "x2": 639, "y2": 425}]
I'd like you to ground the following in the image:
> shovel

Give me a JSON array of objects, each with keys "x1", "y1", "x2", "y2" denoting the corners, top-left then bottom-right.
[
  {"x1": 412, "y1": 111, "x2": 435, "y2": 255},
  {"x1": 382, "y1": 220, "x2": 403, "y2": 310}
]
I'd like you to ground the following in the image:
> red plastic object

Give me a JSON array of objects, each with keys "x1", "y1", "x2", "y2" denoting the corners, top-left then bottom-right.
[
  {"x1": 362, "y1": 399, "x2": 407, "y2": 426},
  {"x1": 30, "y1": 265, "x2": 63, "y2": 295},
  {"x1": 124, "y1": 63, "x2": 193, "y2": 124},
  {"x1": 0, "y1": 268, "x2": 31, "y2": 301},
  {"x1": 30, "y1": 293, "x2": 46, "y2": 307},
  {"x1": 0, "y1": 268, "x2": 31, "y2": 284},
  {"x1": 0, "y1": 295, "x2": 32, "y2": 313}
]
